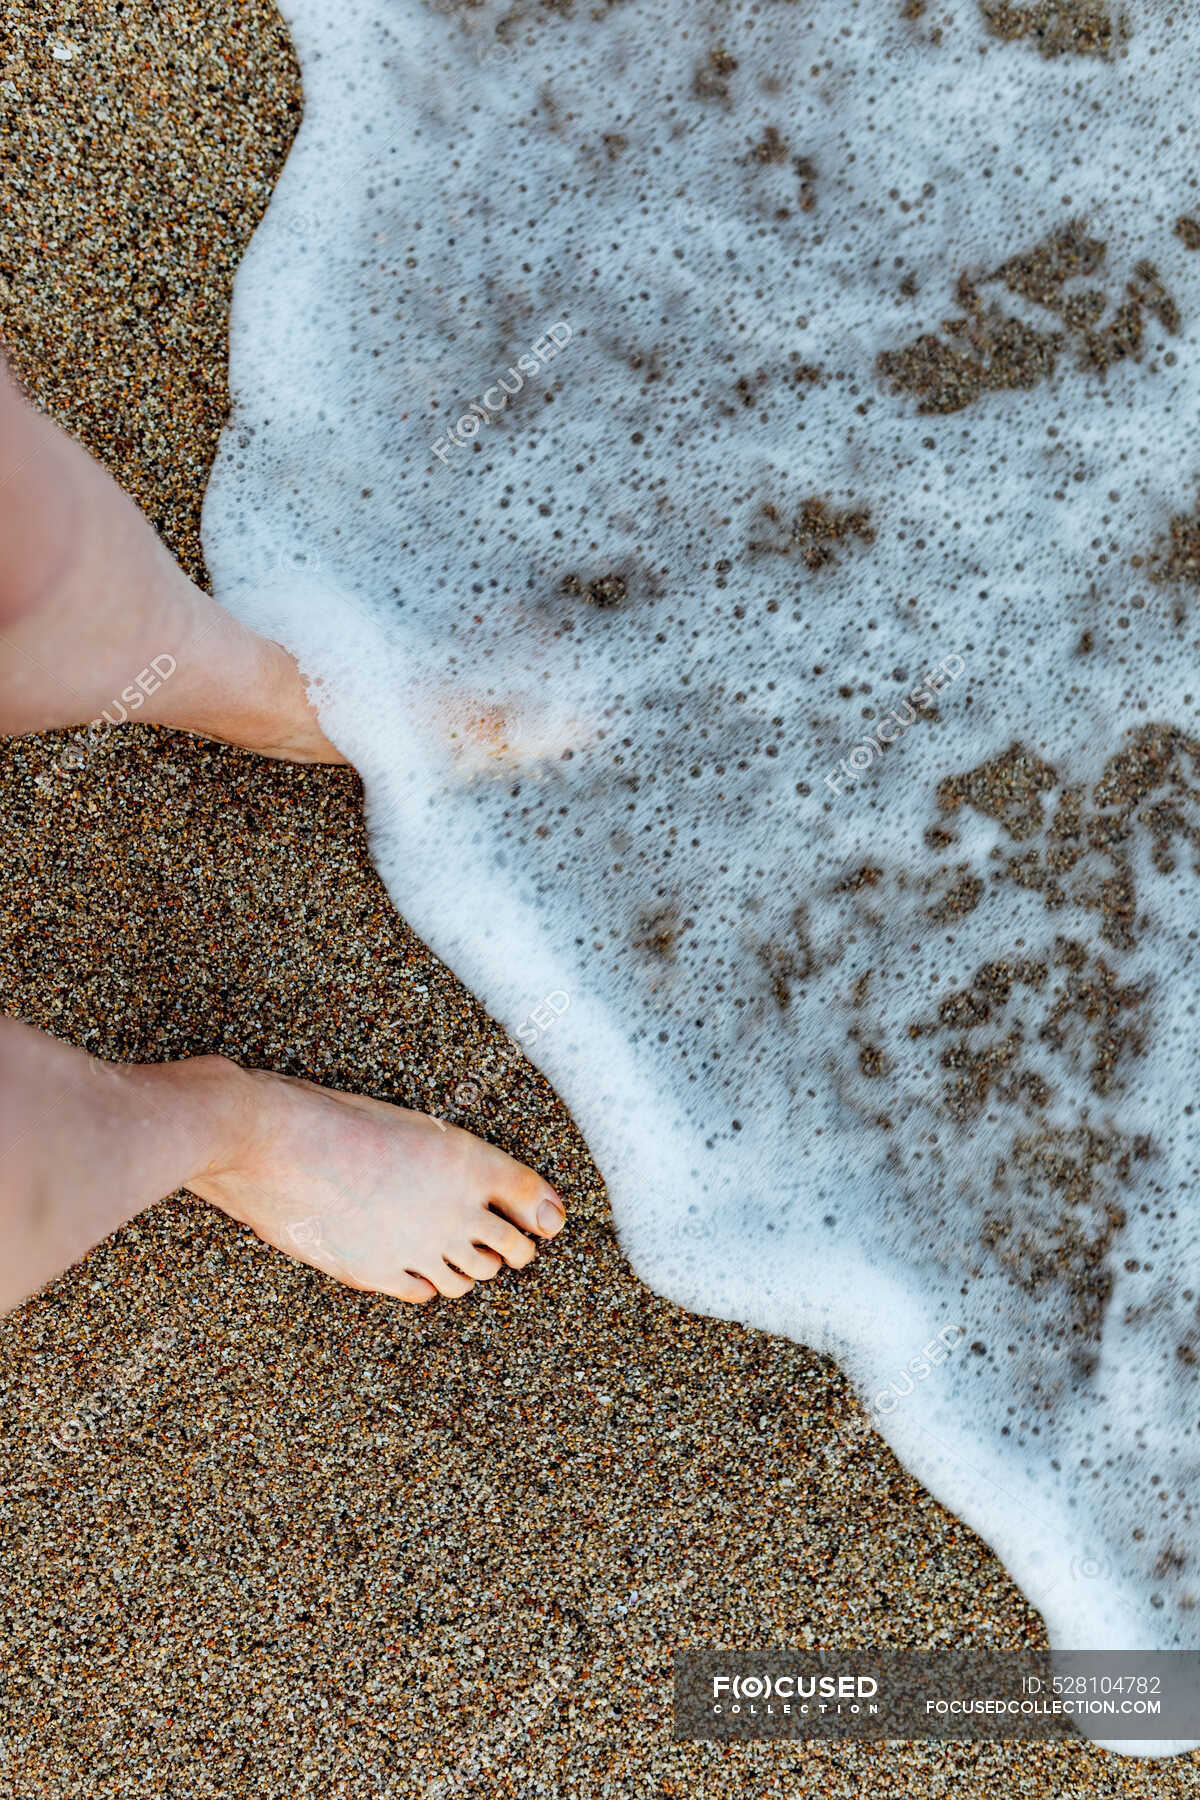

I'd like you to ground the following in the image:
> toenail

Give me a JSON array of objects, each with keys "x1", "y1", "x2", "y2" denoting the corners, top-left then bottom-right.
[{"x1": 538, "y1": 1199, "x2": 565, "y2": 1234}]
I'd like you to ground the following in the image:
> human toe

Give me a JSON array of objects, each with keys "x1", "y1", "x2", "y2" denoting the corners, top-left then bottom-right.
[
  {"x1": 477, "y1": 1211, "x2": 538, "y2": 1269},
  {"x1": 395, "y1": 1273, "x2": 439, "y2": 1304},
  {"x1": 488, "y1": 1165, "x2": 565, "y2": 1240},
  {"x1": 453, "y1": 1241, "x2": 506, "y2": 1281}
]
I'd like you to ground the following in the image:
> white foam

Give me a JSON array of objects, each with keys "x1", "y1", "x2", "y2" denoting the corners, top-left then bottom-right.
[{"x1": 204, "y1": 0, "x2": 1200, "y2": 1751}]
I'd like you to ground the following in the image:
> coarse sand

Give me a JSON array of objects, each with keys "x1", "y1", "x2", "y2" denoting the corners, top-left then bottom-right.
[{"x1": 0, "y1": 2, "x2": 1197, "y2": 1794}]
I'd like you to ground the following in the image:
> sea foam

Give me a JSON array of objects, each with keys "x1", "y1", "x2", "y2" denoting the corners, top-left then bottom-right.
[{"x1": 203, "y1": 0, "x2": 1200, "y2": 1752}]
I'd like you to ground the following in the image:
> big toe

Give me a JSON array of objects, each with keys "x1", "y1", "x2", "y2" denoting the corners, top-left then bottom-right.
[{"x1": 489, "y1": 1161, "x2": 565, "y2": 1240}]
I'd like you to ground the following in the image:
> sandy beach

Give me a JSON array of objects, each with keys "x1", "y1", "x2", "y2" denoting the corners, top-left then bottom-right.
[{"x1": 0, "y1": 1, "x2": 1197, "y2": 1793}]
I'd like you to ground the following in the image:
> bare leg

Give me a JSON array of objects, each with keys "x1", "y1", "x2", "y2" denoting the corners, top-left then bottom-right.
[
  {"x1": 0, "y1": 1018, "x2": 564, "y2": 1316},
  {"x1": 0, "y1": 352, "x2": 566, "y2": 1308},
  {"x1": 0, "y1": 350, "x2": 344, "y2": 761}
]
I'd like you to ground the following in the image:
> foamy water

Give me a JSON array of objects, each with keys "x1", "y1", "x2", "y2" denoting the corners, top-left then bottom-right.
[{"x1": 203, "y1": 0, "x2": 1200, "y2": 1753}]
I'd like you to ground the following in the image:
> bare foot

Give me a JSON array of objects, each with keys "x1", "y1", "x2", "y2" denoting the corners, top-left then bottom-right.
[
  {"x1": 190, "y1": 1066, "x2": 565, "y2": 1302},
  {"x1": 0, "y1": 1023, "x2": 567, "y2": 1312},
  {"x1": 0, "y1": 351, "x2": 567, "y2": 1308},
  {"x1": 0, "y1": 347, "x2": 345, "y2": 763}
]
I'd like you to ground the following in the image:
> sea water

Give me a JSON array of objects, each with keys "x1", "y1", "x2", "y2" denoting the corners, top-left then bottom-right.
[{"x1": 203, "y1": 0, "x2": 1200, "y2": 1754}]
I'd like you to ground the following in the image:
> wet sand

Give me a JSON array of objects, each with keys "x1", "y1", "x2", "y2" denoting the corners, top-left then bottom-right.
[{"x1": 0, "y1": 2, "x2": 1196, "y2": 1794}]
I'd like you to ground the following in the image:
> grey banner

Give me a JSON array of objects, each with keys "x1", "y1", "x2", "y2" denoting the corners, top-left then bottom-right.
[{"x1": 674, "y1": 1650, "x2": 1200, "y2": 1742}]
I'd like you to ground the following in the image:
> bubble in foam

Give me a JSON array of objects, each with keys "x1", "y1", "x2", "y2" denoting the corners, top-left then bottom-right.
[{"x1": 204, "y1": 0, "x2": 1200, "y2": 1752}]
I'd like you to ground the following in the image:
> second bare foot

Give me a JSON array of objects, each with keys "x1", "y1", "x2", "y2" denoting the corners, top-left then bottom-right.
[
  {"x1": 190, "y1": 1064, "x2": 566, "y2": 1302},
  {"x1": 0, "y1": 348, "x2": 345, "y2": 764}
]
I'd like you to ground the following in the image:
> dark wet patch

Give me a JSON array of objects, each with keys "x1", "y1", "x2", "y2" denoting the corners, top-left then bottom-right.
[
  {"x1": 978, "y1": 0, "x2": 1125, "y2": 59},
  {"x1": 878, "y1": 226, "x2": 1180, "y2": 412},
  {"x1": 1143, "y1": 493, "x2": 1200, "y2": 592},
  {"x1": 748, "y1": 497, "x2": 875, "y2": 570},
  {"x1": 936, "y1": 742, "x2": 1058, "y2": 840},
  {"x1": 694, "y1": 45, "x2": 739, "y2": 102},
  {"x1": 836, "y1": 724, "x2": 1200, "y2": 1345},
  {"x1": 562, "y1": 570, "x2": 629, "y2": 609},
  {"x1": 984, "y1": 1125, "x2": 1132, "y2": 1363},
  {"x1": 752, "y1": 905, "x2": 816, "y2": 1010}
]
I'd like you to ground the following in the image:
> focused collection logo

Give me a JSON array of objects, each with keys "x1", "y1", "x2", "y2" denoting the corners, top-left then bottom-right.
[{"x1": 709, "y1": 1672, "x2": 879, "y2": 1715}]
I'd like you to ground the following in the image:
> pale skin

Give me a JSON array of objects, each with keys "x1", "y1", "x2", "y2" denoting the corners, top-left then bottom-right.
[{"x1": 0, "y1": 351, "x2": 565, "y2": 1315}]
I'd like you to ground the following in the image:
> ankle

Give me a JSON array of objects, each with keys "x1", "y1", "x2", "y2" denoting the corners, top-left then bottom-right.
[
  {"x1": 124, "y1": 1053, "x2": 261, "y2": 1192},
  {"x1": 0, "y1": 398, "x2": 83, "y2": 631}
]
